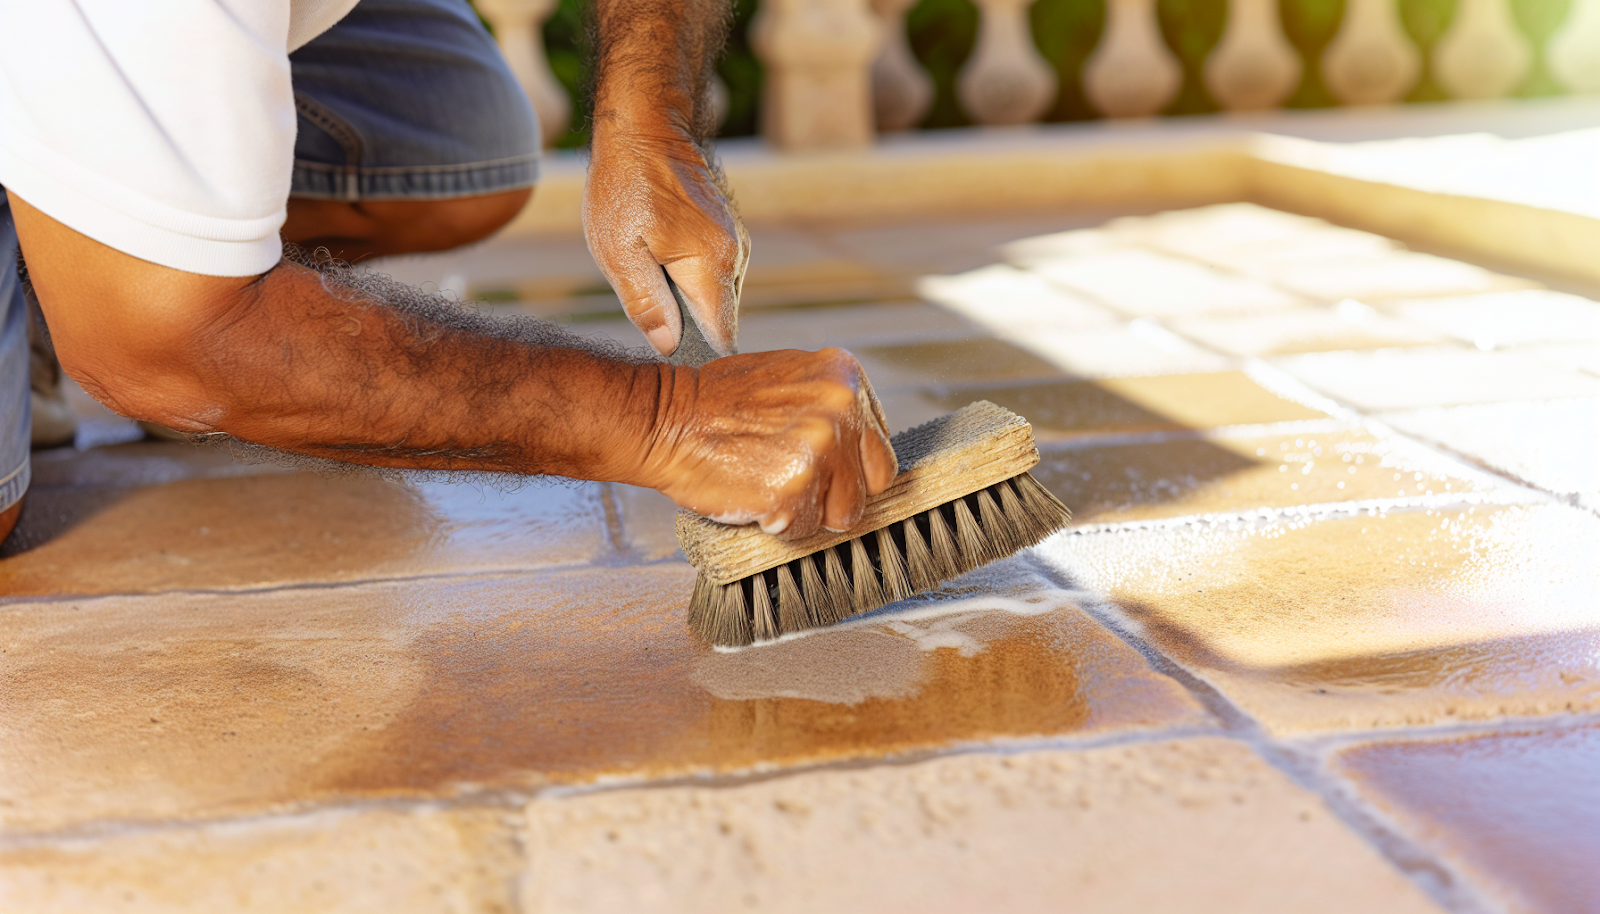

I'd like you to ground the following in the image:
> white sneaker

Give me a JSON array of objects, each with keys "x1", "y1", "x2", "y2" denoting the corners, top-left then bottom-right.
[{"x1": 26, "y1": 293, "x2": 74, "y2": 449}]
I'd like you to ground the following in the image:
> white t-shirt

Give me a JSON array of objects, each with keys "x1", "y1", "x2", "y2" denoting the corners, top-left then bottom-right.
[{"x1": 0, "y1": 0, "x2": 360, "y2": 277}]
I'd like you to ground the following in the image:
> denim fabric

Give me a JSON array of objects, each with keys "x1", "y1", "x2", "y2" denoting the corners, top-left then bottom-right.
[
  {"x1": 0, "y1": 0, "x2": 543, "y2": 514},
  {"x1": 0, "y1": 190, "x2": 33, "y2": 513},
  {"x1": 288, "y1": 0, "x2": 542, "y2": 200}
]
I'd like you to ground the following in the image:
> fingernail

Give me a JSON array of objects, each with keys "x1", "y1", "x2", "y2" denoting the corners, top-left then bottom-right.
[
  {"x1": 759, "y1": 515, "x2": 790, "y2": 536},
  {"x1": 647, "y1": 325, "x2": 677, "y2": 356}
]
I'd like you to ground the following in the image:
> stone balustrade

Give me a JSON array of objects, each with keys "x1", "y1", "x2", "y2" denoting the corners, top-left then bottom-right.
[{"x1": 474, "y1": 0, "x2": 1600, "y2": 151}]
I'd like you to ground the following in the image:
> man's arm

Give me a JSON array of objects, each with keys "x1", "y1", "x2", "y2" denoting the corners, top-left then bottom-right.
[
  {"x1": 584, "y1": 0, "x2": 747, "y2": 358},
  {"x1": 12, "y1": 197, "x2": 895, "y2": 537}
]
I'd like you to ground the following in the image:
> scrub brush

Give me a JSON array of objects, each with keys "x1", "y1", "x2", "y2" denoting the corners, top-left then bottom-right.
[
  {"x1": 676, "y1": 400, "x2": 1070, "y2": 647},
  {"x1": 659, "y1": 279, "x2": 1070, "y2": 648}
]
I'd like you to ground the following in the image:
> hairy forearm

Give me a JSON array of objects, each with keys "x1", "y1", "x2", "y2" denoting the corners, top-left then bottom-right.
[
  {"x1": 173, "y1": 259, "x2": 676, "y2": 481},
  {"x1": 591, "y1": 0, "x2": 730, "y2": 141}
]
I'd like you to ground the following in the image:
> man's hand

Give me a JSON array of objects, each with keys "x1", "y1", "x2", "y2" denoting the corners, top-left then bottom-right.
[
  {"x1": 638, "y1": 349, "x2": 898, "y2": 538},
  {"x1": 584, "y1": 0, "x2": 747, "y2": 358}
]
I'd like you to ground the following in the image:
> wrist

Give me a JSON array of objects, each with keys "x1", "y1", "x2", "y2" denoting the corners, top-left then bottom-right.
[{"x1": 605, "y1": 361, "x2": 697, "y2": 490}]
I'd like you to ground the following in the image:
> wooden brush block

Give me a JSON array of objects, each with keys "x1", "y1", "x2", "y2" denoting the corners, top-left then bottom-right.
[{"x1": 676, "y1": 400, "x2": 1040, "y2": 585}]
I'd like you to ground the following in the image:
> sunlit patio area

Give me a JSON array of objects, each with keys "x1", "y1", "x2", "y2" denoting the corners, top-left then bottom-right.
[{"x1": 5, "y1": 0, "x2": 1600, "y2": 910}]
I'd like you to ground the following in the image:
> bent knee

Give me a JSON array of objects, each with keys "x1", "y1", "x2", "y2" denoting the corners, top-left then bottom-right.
[{"x1": 285, "y1": 187, "x2": 533, "y2": 258}]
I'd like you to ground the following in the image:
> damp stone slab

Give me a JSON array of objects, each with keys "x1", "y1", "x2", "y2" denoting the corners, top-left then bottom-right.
[
  {"x1": 1035, "y1": 504, "x2": 1600, "y2": 735},
  {"x1": 1333, "y1": 725, "x2": 1600, "y2": 914},
  {"x1": 1274, "y1": 347, "x2": 1600, "y2": 411},
  {"x1": 1379, "y1": 398, "x2": 1600, "y2": 501},
  {"x1": 852, "y1": 337, "x2": 1067, "y2": 386},
  {"x1": 0, "y1": 561, "x2": 1207, "y2": 834},
  {"x1": 520, "y1": 738, "x2": 1445, "y2": 914},
  {"x1": 932, "y1": 371, "x2": 1334, "y2": 443},
  {"x1": 734, "y1": 299, "x2": 984, "y2": 353},
  {"x1": 1025, "y1": 249, "x2": 1308, "y2": 317},
  {"x1": 1380, "y1": 289, "x2": 1600, "y2": 348},
  {"x1": 0, "y1": 806, "x2": 522, "y2": 914},
  {"x1": 1167, "y1": 305, "x2": 1446, "y2": 356},
  {"x1": 0, "y1": 472, "x2": 613, "y2": 597},
  {"x1": 1033, "y1": 428, "x2": 1502, "y2": 526},
  {"x1": 1002, "y1": 323, "x2": 1232, "y2": 379},
  {"x1": 1247, "y1": 250, "x2": 1537, "y2": 303},
  {"x1": 914, "y1": 264, "x2": 1121, "y2": 333}
]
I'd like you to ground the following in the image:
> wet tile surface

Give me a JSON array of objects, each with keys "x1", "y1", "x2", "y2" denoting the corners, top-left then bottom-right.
[
  {"x1": 1275, "y1": 348, "x2": 1600, "y2": 410},
  {"x1": 853, "y1": 337, "x2": 1067, "y2": 386},
  {"x1": 1335, "y1": 725, "x2": 1600, "y2": 914},
  {"x1": 1037, "y1": 505, "x2": 1600, "y2": 734},
  {"x1": 934, "y1": 371, "x2": 1333, "y2": 442},
  {"x1": 1384, "y1": 289, "x2": 1600, "y2": 348},
  {"x1": 1008, "y1": 324, "x2": 1233, "y2": 378},
  {"x1": 523, "y1": 738, "x2": 1444, "y2": 914},
  {"x1": 1168, "y1": 306, "x2": 1446, "y2": 356},
  {"x1": 1380, "y1": 398, "x2": 1600, "y2": 500},
  {"x1": 1035, "y1": 429, "x2": 1497, "y2": 526},
  {"x1": 0, "y1": 472, "x2": 612, "y2": 597},
  {"x1": 0, "y1": 807, "x2": 521, "y2": 914},
  {"x1": 0, "y1": 560, "x2": 1207, "y2": 832}
]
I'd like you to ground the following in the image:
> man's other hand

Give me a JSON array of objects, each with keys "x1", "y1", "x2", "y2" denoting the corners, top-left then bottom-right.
[
  {"x1": 584, "y1": 120, "x2": 748, "y2": 359},
  {"x1": 638, "y1": 348, "x2": 898, "y2": 539}
]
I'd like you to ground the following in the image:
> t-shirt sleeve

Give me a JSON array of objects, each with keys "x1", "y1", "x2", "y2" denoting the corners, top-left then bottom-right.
[{"x1": 0, "y1": 0, "x2": 298, "y2": 277}]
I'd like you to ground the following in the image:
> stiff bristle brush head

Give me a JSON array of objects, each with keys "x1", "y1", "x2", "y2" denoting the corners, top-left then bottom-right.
[{"x1": 677, "y1": 401, "x2": 1071, "y2": 648}]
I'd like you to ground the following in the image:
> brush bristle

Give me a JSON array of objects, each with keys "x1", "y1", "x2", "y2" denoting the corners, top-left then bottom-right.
[{"x1": 687, "y1": 472, "x2": 1071, "y2": 647}]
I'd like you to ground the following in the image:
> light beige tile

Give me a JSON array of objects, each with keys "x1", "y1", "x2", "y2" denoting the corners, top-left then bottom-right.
[
  {"x1": 1169, "y1": 305, "x2": 1446, "y2": 356},
  {"x1": 522, "y1": 738, "x2": 1444, "y2": 914},
  {"x1": 1255, "y1": 250, "x2": 1536, "y2": 303},
  {"x1": 1006, "y1": 323, "x2": 1232, "y2": 378},
  {"x1": 607, "y1": 483, "x2": 682, "y2": 562},
  {"x1": 736, "y1": 300, "x2": 982, "y2": 352},
  {"x1": 817, "y1": 213, "x2": 1102, "y2": 275},
  {"x1": 1101, "y1": 203, "x2": 1399, "y2": 275},
  {"x1": 1334, "y1": 725, "x2": 1600, "y2": 914},
  {"x1": 1518, "y1": 341, "x2": 1600, "y2": 378},
  {"x1": 853, "y1": 337, "x2": 1066, "y2": 386},
  {"x1": 1275, "y1": 347, "x2": 1600, "y2": 411},
  {"x1": 0, "y1": 807, "x2": 520, "y2": 914},
  {"x1": 1384, "y1": 289, "x2": 1600, "y2": 348},
  {"x1": 934, "y1": 371, "x2": 1333, "y2": 443},
  {"x1": 0, "y1": 473, "x2": 612, "y2": 597},
  {"x1": 1027, "y1": 250, "x2": 1307, "y2": 317},
  {"x1": 0, "y1": 562, "x2": 1206, "y2": 833},
  {"x1": 1038, "y1": 504, "x2": 1600, "y2": 734},
  {"x1": 1035, "y1": 428, "x2": 1498, "y2": 526},
  {"x1": 1381, "y1": 398, "x2": 1600, "y2": 498},
  {"x1": 915, "y1": 265, "x2": 1119, "y2": 333}
]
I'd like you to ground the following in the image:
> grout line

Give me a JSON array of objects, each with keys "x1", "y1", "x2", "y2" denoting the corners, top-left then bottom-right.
[{"x1": 1022, "y1": 553, "x2": 1506, "y2": 914}]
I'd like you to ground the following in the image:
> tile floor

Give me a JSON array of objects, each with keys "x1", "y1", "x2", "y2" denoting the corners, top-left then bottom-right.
[{"x1": 3, "y1": 203, "x2": 1598, "y2": 913}]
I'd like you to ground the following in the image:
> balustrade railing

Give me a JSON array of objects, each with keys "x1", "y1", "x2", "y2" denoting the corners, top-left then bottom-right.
[{"x1": 476, "y1": 0, "x2": 1600, "y2": 152}]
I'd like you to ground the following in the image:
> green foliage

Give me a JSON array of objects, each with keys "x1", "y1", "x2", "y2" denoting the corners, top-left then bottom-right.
[
  {"x1": 1157, "y1": 0, "x2": 1227, "y2": 114},
  {"x1": 906, "y1": 0, "x2": 981, "y2": 129},
  {"x1": 1279, "y1": 0, "x2": 1345, "y2": 108},
  {"x1": 542, "y1": 0, "x2": 590, "y2": 148},
  {"x1": 1031, "y1": 0, "x2": 1108, "y2": 122}
]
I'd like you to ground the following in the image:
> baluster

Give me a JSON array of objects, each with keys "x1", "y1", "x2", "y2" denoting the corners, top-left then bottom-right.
[
  {"x1": 1083, "y1": 0, "x2": 1183, "y2": 117},
  {"x1": 1205, "y1": 0, "x2": 1301, "y2": 110},
  {"x1": 475, "y1": 0, "x2": 569, "y2": 145},
  {"x1": 1322, "y1": 0, "x2": 1421, "y2": 104},
  {"x1": 751, "y1": 0, "x2": 882, "y2": 150},
  {"x1": 1550, "y1": 0, "x2": 1600, "y2": 92},
  {"x1": 871, "y1": 0, "x2": 935, "y2": 131},
  {"x1": 1433, "y1": 0, "x2": 1532, "y2": 98},
  {"x1": 959, "y1": 0, "x2": 1056, "y2": 125}
]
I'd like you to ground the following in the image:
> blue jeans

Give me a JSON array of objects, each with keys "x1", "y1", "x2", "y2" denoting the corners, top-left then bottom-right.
[{"x1": 0, "y1": 0, "x2": 541, "y2": 514}]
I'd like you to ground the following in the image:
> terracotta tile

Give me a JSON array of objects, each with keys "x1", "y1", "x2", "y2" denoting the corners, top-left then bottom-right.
[
  {"x1": 1036, "y1": 504, "x2": 1600, "y2": 734},
  {"x1": 1275, "y1": 347, "x2": 1600, "y2": 411},
  {"x1": 523, "y1": 738, "x2": 1444, "y2": 914},
  {"x1": 0, "y1": 473, "x2": 611, "y2": 596},
  {"x1": 915, "y1": 265, "x2": 1119, "y2": 333},
  {"x1": 932, "y1": 371, "x2": 1333, "y2": 443},
  {"x1": 1034, "y1": 428, "x2": 1497, "y2": 526},
  {"x1": 1169, "y1": 305, "x2": 1446, "y2": 356},
  {"x1": 0, "y1": 807, "x2": 520, "y2": 914},
  {"x1": 1384, "y1": 289, "x2": 1600, "y2": 348},
  {"x1": 0, "y1": 561, "x2": 1207, "y2": 832},
  {"x1": 852, "y1": 337, "x2": 1066, "y2": 386},
  {"x1": 1334, "y1": 726, "x2": 1600, "y2": 914},
  {"x1": 1253, "y1": 250, "x2": 1536, "y2": 303},
  {"x1": 1026, "y1": 250, "x2": 1308, "y2": 317},
  {"x1": 1006, "y1": 323, "x2": 1232, "y2": 378},
  {"x1": 1381, "y1": 398, "x2": 1600, "y2": 499}
]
